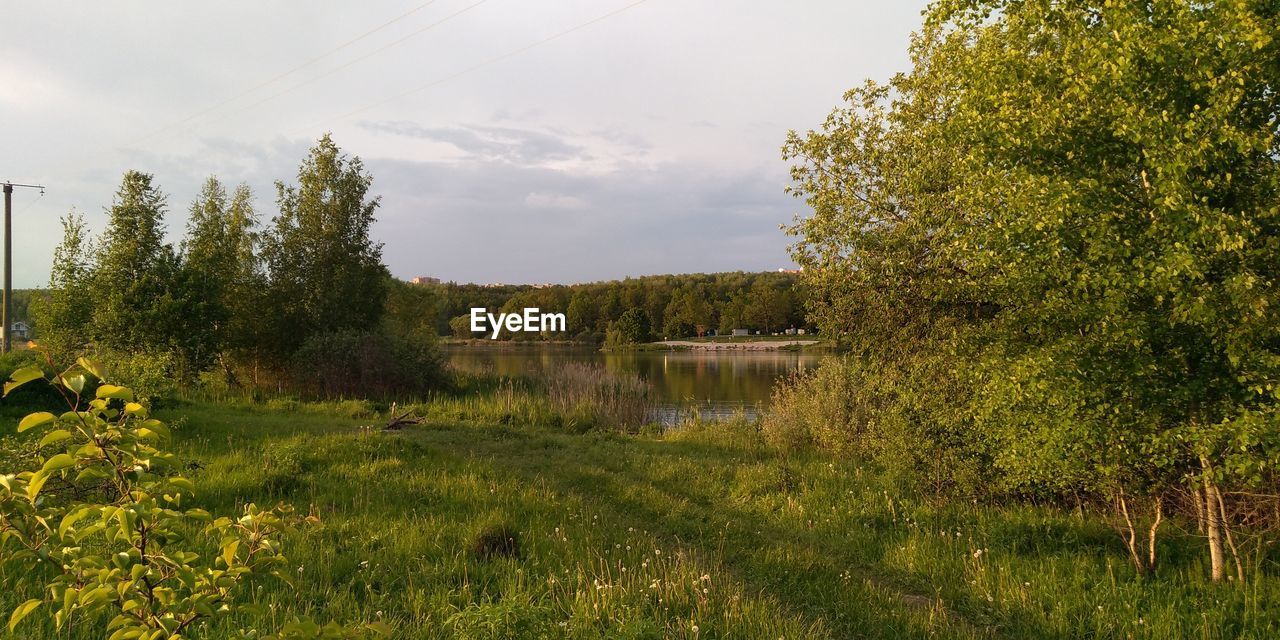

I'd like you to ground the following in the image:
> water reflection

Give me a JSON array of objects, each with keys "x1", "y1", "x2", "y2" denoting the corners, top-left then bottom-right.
[{"x1": 444, "y1": 345, "x2": 827, "y2": 424}]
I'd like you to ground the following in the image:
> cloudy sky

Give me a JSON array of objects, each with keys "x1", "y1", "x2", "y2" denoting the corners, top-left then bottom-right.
[{"x1": 3, "y1": 0, "x2": 928, "y2": 287}]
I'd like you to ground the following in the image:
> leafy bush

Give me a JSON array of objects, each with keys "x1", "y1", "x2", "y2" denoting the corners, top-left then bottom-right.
[
  {"x1": 288, "y1": 329, "x2": 446, "y2": 399},
  {"x1": 97, "y1": 347, "x2": 179, "y2": 406},
  {"x1": 762, "y1": 355, "x2": 988, "y2": 495},
  {"x1": 0, "y1": 357, "x2": 387, "y2": 639}
]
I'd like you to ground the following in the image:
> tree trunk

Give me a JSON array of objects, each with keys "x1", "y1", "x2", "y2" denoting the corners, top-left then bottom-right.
[
  {"x1": 1202, "y1": 459, "x2": 1225, "y2": 583},
  {"x1": 1147, "y1": 496, "x2": 1163, "y2": 571},
  {"x1": 1214, "y1": 487, "x2": 1245, "y2": 582}
]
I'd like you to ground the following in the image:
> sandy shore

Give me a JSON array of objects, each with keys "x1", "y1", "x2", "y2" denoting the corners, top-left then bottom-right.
[{"x1": 656, "y1": 339, "x2": 820, "y2": 351}]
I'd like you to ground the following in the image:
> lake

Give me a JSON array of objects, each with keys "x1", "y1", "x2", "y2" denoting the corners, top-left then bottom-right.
[{"x1": 444, "y1": 344, "x2": 829, "y2": 424}]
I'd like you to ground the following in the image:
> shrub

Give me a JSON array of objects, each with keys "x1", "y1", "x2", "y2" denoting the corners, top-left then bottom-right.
[
  {"x1": 761, "y1": 357, "x2": 869, "y2": 455},
  {"x1": 761, "y1": 355, "x2": 988, "y2": 496},
  {"x1": 288, "y1": 329, "x2": 446, "y2": 399},
  {"x1": 97, "y1": 348, "x2": 180, "y2": 406},
  {"x1": 0, "y1": 357, "x2": 387, "y2": 638}
]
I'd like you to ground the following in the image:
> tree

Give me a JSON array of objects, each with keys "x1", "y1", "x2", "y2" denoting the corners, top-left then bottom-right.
[
  {"x1": 785, "y1": 0, "x2": 1280, "y2": 578},
  {"x1": 31, "y1": 211, "x2": 94, "y2": 359},
  {"x1": 261, "y1": 134, "x2": 389, "y2": 362},
  {"x1": 663, "y1": 285, "x2": 714, "y2": 338},
  {"x1": 86, "y1": 171, "x2": 217, "y2": 378},
  {"x1": 608, "y1": 308, "x2": 652, "y2": 346},
  {"x1": 183, "y1": 178, "x2": 264, "y2": 379},
  {"x1": 744, "y1": 279, "x2": 793, "y2": 334}
]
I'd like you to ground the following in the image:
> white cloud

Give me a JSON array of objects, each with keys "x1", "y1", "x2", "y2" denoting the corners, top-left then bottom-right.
[{"x1": 523, "y1": 191, "x2": 586, "y2": 210}]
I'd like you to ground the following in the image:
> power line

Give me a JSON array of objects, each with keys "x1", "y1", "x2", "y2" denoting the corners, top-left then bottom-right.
[
  {"x1": 161, "y1": 0, "x2": 492, "y2": 142},
  {"x1": 290, "y1": 0, "x2": 650, "y2": 137},
  {"x1": 126, "y1": 0, "x2": 447, "y2": 148}
]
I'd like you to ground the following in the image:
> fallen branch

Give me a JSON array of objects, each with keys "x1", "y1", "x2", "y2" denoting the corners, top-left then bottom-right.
[{"x1": 382, "y1": 402, "x2": 423, "y2": 431}]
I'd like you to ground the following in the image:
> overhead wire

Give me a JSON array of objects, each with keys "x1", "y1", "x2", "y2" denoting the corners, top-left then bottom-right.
[
  {"x1": 288, "y1": 0, "x2": 650, "y2": 137},
  {"x1": 159, "y1": 0, "x2": 493, "y2": 141},
  {"x1": 124, "y1": 0, "x2": 448, "y2": 148}
]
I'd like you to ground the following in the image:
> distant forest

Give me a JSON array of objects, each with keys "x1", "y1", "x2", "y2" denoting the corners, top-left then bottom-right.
[
  {"x1": 413, "y1": 270, "x2": 810, "y2": 343},
  {"x1": 15, "y1": 271, "x2": 810, "y2": 346}
]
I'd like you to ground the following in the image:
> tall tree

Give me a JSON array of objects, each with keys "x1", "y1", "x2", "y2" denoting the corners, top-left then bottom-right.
[
  {"x1": 182, "y1": 177, "x2": 263, "y2": 379},
  {"x1": 786, "y1": 0, "x2": 1280, "y2": 578},
  {"x1": 31, "y1": 211, "x2": 95, "y2": 359},
  {"x1": 90, "y1": 171, "x2": 178, "y2": 351},
  {"x1": 261, "y1": 134, "x2": 388, "y2": 361}
]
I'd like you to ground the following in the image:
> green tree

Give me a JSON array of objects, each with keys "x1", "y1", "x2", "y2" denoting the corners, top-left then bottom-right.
[
  {"x1": 608, "y1": 308, "x2": 652, "y2": 346},
  {"x1": 87, "y1": 172, "x2": 216, "y2": 378},
  {"x1": 31, "y1": 211, "x2": 94, "y2": 359},
  {"x1": 90, "y1": 171, "x2": 174, "y2": 351},
  {"x1": 182, "y1": 178, "x2": 264, "y2": 380},
  {"x1": 261, "y1": 134, "x2": 389, "y2": 362},
  {"x1": 785, "y1": 0, "x2": 1280, "y2": 578}
]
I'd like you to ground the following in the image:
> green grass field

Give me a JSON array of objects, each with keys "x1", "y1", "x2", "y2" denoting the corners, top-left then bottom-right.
[{"x1": 2, "y1": 397, "x2": 1275, "y2": 639}]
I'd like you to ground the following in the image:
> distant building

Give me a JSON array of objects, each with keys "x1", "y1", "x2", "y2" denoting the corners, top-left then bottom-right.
[
  {"x1": 409, "y1": 276, "x2": 441, "y2": 285},
  {"x1": 9, "y1": 321, "x2": 29, "y2": 341},
  {"x1": 776, "y1": 268, "x2": 803, "y2": 275}
]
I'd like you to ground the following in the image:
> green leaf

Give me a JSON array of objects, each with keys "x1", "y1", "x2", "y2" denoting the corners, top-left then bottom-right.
[
  {"x1": 168, "y1": 476, "x2": 196, "y2": 494},
  {"x1": 26, "y1": 471, "x2": 49, "y2": 502},
  {"x1": 8, "y1": 599, "x2": 41, "y2": 632},
  {"x1": 17, "y1": 412, "x2": 55, "y2": 433},
  {"x1": 95, "y1": 384, "x2": 134, "y2": 402},
  {"x1": 61, "y1": 374, "x2": 86, "y2": 395},
  {"x1": 138, "y1": 419, "x2": 170, "y2": 441},
  {"x1": 38, "y1": 429, "x2": 73, "y2": 448},
  {"x1": 41, "y1": 453, "x2": 77, "y2": 474},
  {"x1": 221, "y1": 539, "x2": 239, "y2": 567},
  {"x1": 4, "y1": 365, "x2": 45, "y2": 397},
  {"x1": 77, "y1": 356, "x2": 106, "y2": 380},
  {"x1": 58, "y1": 507, "x2": 93, "y2": 539}
]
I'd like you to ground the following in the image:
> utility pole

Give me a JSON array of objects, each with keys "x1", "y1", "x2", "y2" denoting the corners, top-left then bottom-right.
[{"x1": 2, "y1": 182, "x2": 46, "y2": 353}]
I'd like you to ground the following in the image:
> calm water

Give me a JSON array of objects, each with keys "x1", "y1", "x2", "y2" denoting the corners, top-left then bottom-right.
[{"x1": 444, "y1": 345, "x2": 828, "y2": 424}]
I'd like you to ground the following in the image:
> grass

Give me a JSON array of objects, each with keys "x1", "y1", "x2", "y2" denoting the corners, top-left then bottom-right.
[{"x1": 2, "y1": 393, "x2": 1276, "y2": 638}]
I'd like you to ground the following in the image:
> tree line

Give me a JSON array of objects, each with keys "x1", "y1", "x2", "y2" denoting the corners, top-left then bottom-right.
[
  {"x1": 31, "y1": 134, "x2": 445, "y2": 398},
  {"x1": 769, "y1": 0, "x2": 1280, "y2": 583},
  {"x1": 424, "y1": 271, "x2": 809, "y2": 344}
]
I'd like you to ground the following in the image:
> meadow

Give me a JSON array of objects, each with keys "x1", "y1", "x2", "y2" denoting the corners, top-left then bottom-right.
[{"x1": 3, "y1": 384, "x2": 1274, "y2": 639}]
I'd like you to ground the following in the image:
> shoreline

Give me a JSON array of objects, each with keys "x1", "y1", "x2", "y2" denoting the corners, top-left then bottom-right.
[{"x1": 653, "y1": 339, "x2": 822, "y2": 351}]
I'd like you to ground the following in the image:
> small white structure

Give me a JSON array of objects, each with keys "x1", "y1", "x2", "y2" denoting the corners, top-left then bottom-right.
[
  {"x1": 9, "y1": 321, "x2": 29, "y2": 341},
  {"x1": 732, "y1": 328, "x2": 749, "y2": 337}
]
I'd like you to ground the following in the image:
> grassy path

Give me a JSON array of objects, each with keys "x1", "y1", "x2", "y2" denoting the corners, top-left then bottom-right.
[{"x1": 7, "y1": 400, "x2": 1264, "y2": 638}]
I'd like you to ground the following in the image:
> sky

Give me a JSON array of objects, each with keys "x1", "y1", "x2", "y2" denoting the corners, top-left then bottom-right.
[{"x1": 2, "y1": 0, "x2": 929, "y2": 287}]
